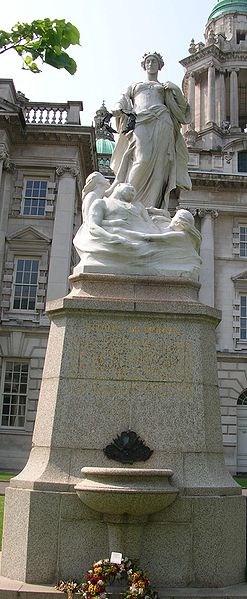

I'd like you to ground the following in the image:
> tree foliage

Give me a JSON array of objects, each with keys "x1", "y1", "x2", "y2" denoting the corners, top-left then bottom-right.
[{"x1": 0, "y1": 19, "x2": 80, "y2": 74}]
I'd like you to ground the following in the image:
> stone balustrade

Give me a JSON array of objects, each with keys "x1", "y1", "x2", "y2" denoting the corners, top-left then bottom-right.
[{"x1": 24, "y1": 100, "x2": 83, "y2": 125}]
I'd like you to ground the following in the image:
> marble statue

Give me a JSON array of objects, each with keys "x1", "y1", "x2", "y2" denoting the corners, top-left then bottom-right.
[
  {"x1": 105, "y1": 52, "x2": 192, "y2": 210},
  {"x1": 73, "y1": 171, "x2": 110, "y2": 257},
  {"x1": 73, "y1": 180, "x2": 201, "y2": 279}
]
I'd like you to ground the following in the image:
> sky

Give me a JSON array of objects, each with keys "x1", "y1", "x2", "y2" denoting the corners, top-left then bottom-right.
[{"x1": 1, "y1": 0, "x2": 216, "y2": 125}]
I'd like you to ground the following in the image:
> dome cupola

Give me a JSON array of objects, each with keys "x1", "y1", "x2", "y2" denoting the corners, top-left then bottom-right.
[{"x1": 208, "y1": 0, "x2": 247, "y2": 22}]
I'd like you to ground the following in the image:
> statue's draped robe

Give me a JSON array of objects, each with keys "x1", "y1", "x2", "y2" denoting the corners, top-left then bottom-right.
[
  {"x1": 73, "y1": 198, "x2": 201, "y2": 278},
  {"x1": 110, "y1": 83, "x2": 192, "y2": 209}
]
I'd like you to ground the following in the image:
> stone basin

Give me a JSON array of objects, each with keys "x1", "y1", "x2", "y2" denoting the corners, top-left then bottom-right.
[{"x1": 74, "y1": 467, "x2": 178, "y2": 516}]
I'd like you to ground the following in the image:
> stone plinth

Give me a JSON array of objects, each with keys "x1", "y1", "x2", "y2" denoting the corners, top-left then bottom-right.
[{"x1": 1, "y1": 274, "x2": 245, "y2": 590}]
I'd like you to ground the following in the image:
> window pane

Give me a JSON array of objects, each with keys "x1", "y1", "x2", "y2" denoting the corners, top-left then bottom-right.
[
  {"x1": 20, "y1": 298, "x2": 28, "y2": 309},
  {"x1": 239, "y1": 227, "x2": 247, "y2": 257},
  {"x1": 31, "y1": 261, "x2": 39, "y2": 272},
  {"x1": 13, "y1": 259, "x2": 39, "y2": 311},
  {"x1": 1, "y1": 362, "x2": 28, "y2": 428},
  {"x1": 238, "y1": 152, "x2": 247, "y2": 172},
  {"x1": 15, "y1": 272, "x2": 23, "y2": 284},
  {"x1": 22, "y1": 180, "x2": 47, "y2": 216},
  {"x1": 28, "y1": 299, "x2": 36, "y2": 310}
]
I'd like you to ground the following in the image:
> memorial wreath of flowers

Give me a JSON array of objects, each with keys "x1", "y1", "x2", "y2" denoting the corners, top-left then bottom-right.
[{"x1": 57, "y1": 557, "x2": 158, "y2": 599}]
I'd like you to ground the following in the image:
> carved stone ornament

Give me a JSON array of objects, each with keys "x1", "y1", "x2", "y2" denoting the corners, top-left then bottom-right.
[
  {"x1": 103, "y1": 430, "x2": 153, "y2": 465},
  {"x1": 56, "y1": 165, "x2": 79, "y2": 178},
  {"x1": 206, "y1": 29, "x2": 216, "y2": 46},
  {"x1": 0, "y1": 150, "x2": 16, "y2": 172},
  {"x1": 4, "y1": 158, "x2": 16, "y2": 172},
  {"x1": 188, "y1": 38, "x2": 196, "y2": 54},
  {"x1": 0, "y1": 149, "x2": 8, "y2": 161},
  {"x1": 224, "y1": 151, "x2": 234, "y2": 164},
  {"x1": 198, "y1": 209, "x2": 219, "y2": 219},
  {"x1": 221, "y1": 120, "x2": 231, "y2": 133},
  {"x1": 184, "y1": 124, "x2": 198, "y2": 147}
]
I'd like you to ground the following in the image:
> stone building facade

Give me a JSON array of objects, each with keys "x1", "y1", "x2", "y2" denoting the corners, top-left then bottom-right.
[
  {"x1": 179, "y1": 0, "x2": 247, "y2": 472},
  {"x1": 0, "y1": 79, "x2": 97, "y2": 469}
]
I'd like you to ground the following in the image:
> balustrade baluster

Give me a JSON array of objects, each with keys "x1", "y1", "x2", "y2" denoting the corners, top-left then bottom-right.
[
  {"x1": 51, "y1": 109, "x2": 56, "y2": 124},
  {"x1": 38, "y1": 108, "x2": 43, "y2": 124}
]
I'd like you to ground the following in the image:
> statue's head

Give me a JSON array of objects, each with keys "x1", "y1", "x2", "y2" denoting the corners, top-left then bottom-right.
[
  {"x1": 141, "y1": 52, "x2": 164, "y2": 71},
  {"x1": 113, "y1": 183, "x2": 136, "y2": 203},
  {"x1": 170, "y1": 209, "x2": 196, "y2": 233},
  {"x1": 172, "y1": 209, "x2": 194, "y2": 226},
  {"x1": 82, "y1": 172, "x2": 110, "y2": 196}
]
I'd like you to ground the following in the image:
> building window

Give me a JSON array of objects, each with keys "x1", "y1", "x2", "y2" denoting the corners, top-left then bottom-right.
[
  {"x1": 238, "y1": 151, "x2": 247, "y2": 173},
  {"x1": 240, "y1": 295, "x2": 247, "y2": 340},
  {"x1": 1, "y1": 361, "x2": 29, "y2": 428},
  {"x1": 240, "y1": 226, "x2": 247, "y2": 257},
  {"x1": 12, "y1": 259, "x2": 39, "y2": 310},
  {"x1": 237, "y1": 31, "x2": 246, "y2": 44},
  {"x1": 238, "y1": 389, "x2": 247, "y2": 405},
  {"x1": 22, "y1": 180, "x2": 47, "y2": 216}
]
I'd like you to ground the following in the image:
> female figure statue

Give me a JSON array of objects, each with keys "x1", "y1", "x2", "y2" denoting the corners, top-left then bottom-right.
[{"x1": 106, "y1": 52, "x2": 191, "y2": 210}]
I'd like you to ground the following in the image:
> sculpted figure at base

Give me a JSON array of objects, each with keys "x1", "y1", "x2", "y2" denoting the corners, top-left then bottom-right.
[
  {"x1": 106, "y1": 52, "x2": 192, "y2": 209},
  {"x1": 73, "y1": 172, "x2": 110, "y2": 258},
  {"x1": 73, "y1": 178, "x2": 201, "y2": 279}
]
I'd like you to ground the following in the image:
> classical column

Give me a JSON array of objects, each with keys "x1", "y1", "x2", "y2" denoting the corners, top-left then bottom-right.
[
  {"x1": 219, "y1": 70, "x2": 226, "y2": 125},
  {"x1": 188, "y1": 72, "x2": 195, "y2": 127},
  {"x1": 0, "y1": 159, "x2": 16, "y2": 287},
  {"x1": 47, "y1": 166, "x2": 79, "y2": 301},
  {"x1": 230, "y1": 69, "x2": 239, "y2": 128},
  {"x1": 198, "y1": 209, "x2": 218, "y2": 307},
  {"x1": 207, "y1": 64, "x2": 216, "y2": 124}
]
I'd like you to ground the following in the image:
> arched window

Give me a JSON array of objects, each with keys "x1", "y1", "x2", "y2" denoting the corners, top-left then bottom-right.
[
  {"x1": 238, "y1": 151, "x2": 247, "y2": 172},
  {"x1": 237, "y1": 389, "x2": 247, "y2": 405}
]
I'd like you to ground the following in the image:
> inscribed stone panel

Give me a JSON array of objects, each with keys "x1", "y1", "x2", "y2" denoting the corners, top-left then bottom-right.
[{"x1": 79, "y1": 317, "x2": 192, "y2": 382}]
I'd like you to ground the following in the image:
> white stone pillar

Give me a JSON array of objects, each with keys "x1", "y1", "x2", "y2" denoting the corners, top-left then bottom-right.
[
  {"x1": 230, "y1": 69, "x2": 239, "y2": 128},
  {"x1": 188, "y1": 72, "x2": 195, "y2": 127},
  {"x1": 47, "y1": 166, "x2": 79, "y2": 301},
  {"x1": 219, "y1": 70, "x2": 226, "y2": 125},
  {"x1": 207, "y1": 64, "x2": 216, "y2": 124},
  {"x1": 198, "y1": 209, "x2": 218, "y2": 307}
]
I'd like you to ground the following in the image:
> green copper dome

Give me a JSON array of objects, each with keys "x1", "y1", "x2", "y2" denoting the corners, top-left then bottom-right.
[
  {"x1": 208, "y1": 0, "x2": 247, "y2": 21},
  {"x1": 96, "y1": 138, "x2": 115, "y2": 155}
]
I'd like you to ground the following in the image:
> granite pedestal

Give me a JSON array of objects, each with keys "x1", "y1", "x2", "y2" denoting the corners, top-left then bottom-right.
[{"x1": 0, "y1": 274, "x2": 245, "y2": 595}]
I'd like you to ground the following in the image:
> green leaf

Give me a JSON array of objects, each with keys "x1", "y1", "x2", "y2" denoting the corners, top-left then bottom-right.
[
  {"x1": 24, "y1": 55, "x2": 32, "y2": 65},
  {"x1": 30, "y1": 62, "x2": 41, "y2": 73},
  {"x1": 45, "y1": 48, "x2": 77, "y2": 74},
  {"x1": 61, "y1": 22, "x2": 80, "y2": 46}
]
